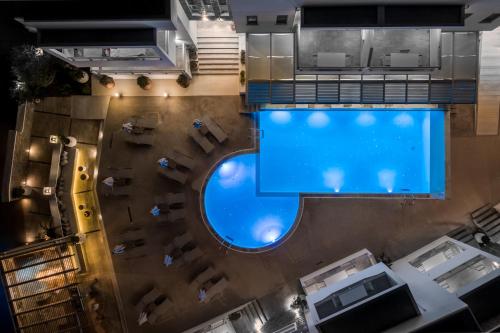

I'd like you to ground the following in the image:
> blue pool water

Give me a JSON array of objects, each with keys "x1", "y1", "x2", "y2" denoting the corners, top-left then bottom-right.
[
  {"x1": 259, "y1": 109, "x2": 445, "y2": 195},
  {"x1": 203, "y1": 108, "x2": 445, "y2": 250},
  {"x1": 203, "y1": 153, "x2": 300, "y2": 250}
]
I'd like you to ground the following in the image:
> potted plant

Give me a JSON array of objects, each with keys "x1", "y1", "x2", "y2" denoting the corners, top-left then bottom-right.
[
  {"x1": 98, "y1": 75, "x2": 115, "y2": 89},
  {"x1": 187, "y1": 45, "x2": 198, "y2": 61},
  {"x1": 240, "y1": 70, "x2": 246, "y2": 85},
  {"x1": 137, "y1": 75, "x2": 152, "y2": 90},
  {"x1": 240, "y1": 50, "x2": 246, "y2": 65},
  {"x1": 70, "y1": 68, "x2": 89, "y2": 84},
  {"x1": 11, "y1": 45, "x2": 56, "y2": 101},
  {"x1": 176, "y1": 72, "x2": 191, "y2": 88},
  {"x1": 190, "y1": 60, "x2": 199, "y2": 72}
]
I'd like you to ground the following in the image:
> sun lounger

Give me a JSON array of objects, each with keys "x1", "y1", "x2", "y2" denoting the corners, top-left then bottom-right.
[
  {"x1": 135, "y1": 287, "x2": 162, "y2": 312},
  {"x1": 108, "y1": 168, "x2": 134, "y2": 179},
  {"x1": 148, "y1": 297, "x2": 174, "y2": 325},
  {"x1": 173, "y1": 232, "x2": 193, "y2": 248},
  {"x1": 202, "y1": 277, "x2": 228, "y2": 303},
  {"x1": 165, "y1": 149, "x2": 197, "y2": 170},
  {"x1": 124, "y1": 133, "x2": 154, "y2": 146},
  {"x1": 201, "y1": 116, "x2": 228, "y2": 143},
  {"x1": 189, "y1": 127, "x2": 214, "y2": 154},
  {"x1": 130, "y1": 113, "x2": 159, "y2": 129},
  {"x1": 166, "y1": 208, "x2": 185, "y2": 222},
  {"x1": 157, "y1": 167, "x2": 187, "y2": 185},
  {"x1": 190, "y1": 266, "x2": 216, "y2": 288},
  {"x1": 102, "y1": 184, "x2": 132, "y2": 196},
  {"x1": 155, "y1": 193, "x2": 186, "y2": 207},
  {"x1": 179, "y1": 246, "x2": 203, "y2": 264}
]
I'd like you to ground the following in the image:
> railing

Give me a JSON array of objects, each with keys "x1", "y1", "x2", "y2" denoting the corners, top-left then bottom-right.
[{"x1": 247, "y1": 75, "x2": 476, "y2": 105}]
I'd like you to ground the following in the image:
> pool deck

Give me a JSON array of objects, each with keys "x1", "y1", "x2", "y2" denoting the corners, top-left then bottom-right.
[{"x1": 98, "y1": 97, "x2": 500, "y2": 333}]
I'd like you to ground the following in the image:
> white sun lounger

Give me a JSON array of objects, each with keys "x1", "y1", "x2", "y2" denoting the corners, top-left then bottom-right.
[
  {"x1": 125, "y1": 133, "x2": 154, "y2": 146},
  {"x1": 173, "y1": 232, "x2": 193, "y2": 248},
  {"x1": 201, "y1": 116, "x2": 228, "y2": 143},
  {"x1": 190, "y1": 266, "x2": 216, "y2": 288},
  {"x1": 148, "y1": 297, "x2": 174, "y2": 325},
  {"x1": 189, "y1": 127, "x2": 214, "y2": 154},
  {"x1": 165, "y1": 149, "x2": 197, "y2": 170},
  {"x1": 157, "y1": 167, "x2": 188, "y2": 185},
  {"x1": 202, "y1": 277, "x2": 229, "y2": 303}
]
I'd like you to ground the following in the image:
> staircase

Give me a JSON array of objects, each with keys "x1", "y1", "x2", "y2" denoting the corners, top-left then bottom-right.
[
  {"x1": 196, "y1": 22, "x2": 240, "y2": 75},
  {"x1": 471, "y1": 203, "x2": 500, "y2": 243}
]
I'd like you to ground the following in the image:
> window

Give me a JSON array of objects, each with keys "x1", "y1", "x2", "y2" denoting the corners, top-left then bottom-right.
[
  {"x1": 247, "y1": 15, "x2": 258, "y2": 25},
  {"x1": 276, "y1": 15, "x2": 288, "y2": 25},
  {"x1": 480, "y1": 13, "x2": 500, "y2": 24}
]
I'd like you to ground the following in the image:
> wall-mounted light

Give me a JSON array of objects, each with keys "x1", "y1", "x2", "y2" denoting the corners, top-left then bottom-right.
[
  {"x1": 43, "y1": 187, "x2": 53, "y2": 196},
  {"x1": 163, "y1": 92, "x2": 169, "y2": 98},
  {"x1": 114, "y1": 92, "x2": 122, "y2": 98},
  {"x1": 49, "y1": 135, "x2": 59, "y2": 144}
]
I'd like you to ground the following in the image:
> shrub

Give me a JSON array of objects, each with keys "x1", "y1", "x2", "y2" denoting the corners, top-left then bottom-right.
[
  {"x1": 240, "y1": 70, "x2": 246, "y2": 85},
  {"x1": 176, "y1": 72, "x2": 191, "y2": 88},
  {"x1": 187, "y1": 45, "x2": 198, "y2": 60},
  {"x1": 240, "y1": 50, "x2": 246, "y2": 65},
  {"x1": 98, "y1": 75, "x2": 115, "y2": 89},
  {"x1": 190, "y1": 60, "x2": 199, "y2": 72},
  {"x1": 137, "y1": 75, "x2": 152, "y2": 90},
  {"x1": 69, "y1": 68, "x2": 89, "y2": 84},
  {"x1": 11, "y1": 45, "x2": 56, "y2": 101}
]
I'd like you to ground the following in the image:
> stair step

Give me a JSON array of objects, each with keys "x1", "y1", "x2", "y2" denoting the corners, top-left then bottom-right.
[
  {"x1": 485, "y1": 221, "x2": 500, "y2": 235},
  {"x1": 198, "y1": 54, "x2": 239, "y2": 60},
  {"x1": 198, "y1": 37, "x2": 239, "y2": 43},
  {"x1": 473, "y1": 210, "x2": 497, "y2": 224},
  {"x1": 196, "y1": 70, "x2": 239, "y2": 75},
  {"x1": 198, "y1": 43, "x2": 239, "y2": 49},
  {"x1": 471, "y1": 203, "x2": 493, "y2": 219},
  {"x1": 197, "y1": 33, "x2": 239, "y2": 38},
  {"x1": 479, "y1": 215, "x2": 500, "y2": 229},
  {"x1": 198, "y1": 49, "x2": 239, "y2": 54},
  {"x1": 198, "y1": 59, "x2": 239, "y2": 65},
  {"x1": 199, "y1": 64, "x2": 239, "y2": 70},
  {"x1": 447, "y1": 226, "x2": 471, "y2": 238}
]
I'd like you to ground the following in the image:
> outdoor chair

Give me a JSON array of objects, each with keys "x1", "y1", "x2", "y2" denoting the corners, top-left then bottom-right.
[
  {"x1": 166, "y1": 208, "x2": 186, "y2": 222},
  {"x1": 201, "y1": 277, "x2": 228, "y2": 303},
  {"x1": 147, "y1": 297, "x2": 174, "y2": 325},
  {"x1": 190, "y1": 265, "x2": 216, "y2": 288},
  {"x1": 129, "y1": 113, "x2": 159, "y2": 129},
  {"x1": 155, "y1": 193, "x2": 186, "y2": 207},
  {"x1": 178, "y1": 246, "x2": 203, "y2": 264},
  {"x1": 173, "y1": 232, "x2": 193, "y2": 248},
  {"x1": 165, "y1": 149, "x2": 197, "y2": 170},
  {"x1": 188, "y1": 127, "x2": 214, "y2": 154},
  {"x1": 135, "y1": 287, "x2": 163, "y2": 313},
  {"x1": 124, "y1": 132, "x2": 154, "y2": 146},
  {"x1": 201, "y1": 116, "x2": 228, "y2": 143},
  {"x1": 157, "y1": 166, "x2": 188, "y2": 185}
]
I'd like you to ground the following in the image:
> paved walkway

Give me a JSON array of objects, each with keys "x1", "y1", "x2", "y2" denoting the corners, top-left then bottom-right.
[{"x1": 96, "y1": 96, "x2": 500, "y2": 333}]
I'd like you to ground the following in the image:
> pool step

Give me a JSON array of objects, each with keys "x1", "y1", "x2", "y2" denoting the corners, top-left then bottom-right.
[{"x1": 470, "y1": 203, "x2": 500, "y2": 244}]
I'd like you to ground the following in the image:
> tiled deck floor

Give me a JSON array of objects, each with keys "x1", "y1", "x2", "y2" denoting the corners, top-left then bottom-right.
[{"x1": 98, "y1": 97, "x2": 500, "y2": 333}]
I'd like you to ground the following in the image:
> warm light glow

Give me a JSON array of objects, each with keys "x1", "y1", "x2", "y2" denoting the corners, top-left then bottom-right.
[
  {"x1": 163, "y1": 92, "x2": 169, "y2": 98},
  {"x1": 49, "y1": 135, "x2": 59, "y2": 144},
  {"x1": 378, "y1": 169, "x2": 396, "y2": 193},
  {"x1": 307, "y1": 111, "x2": 330, "y2": 128},
  {"x1": 217, "y1": 161, "x2": 247, "y2": 188},
  {"x1": 270, "y1": 111, "x2": 291, "y2": 124},
  {"x1": 393, "y1": 112, "x2": 414, "y2": 127},
  {"x1": 356, "y1": 112, "x2": 376, "y2": 126},
  {"x1": 43, "y1": 187, "x2": 53, "y2": 196},
  {"x1": 323, "y1": 168, "x2": 344, "y2": 193},
  {"x1": 114, "y1": 92, "x2": 121, "y2": 98},
  {"x1": 252, "y1": 216, "x2": 284, "y2": 244},
  {"x1": 98, "y1": 131, "x2": 103, "y2": 140}
]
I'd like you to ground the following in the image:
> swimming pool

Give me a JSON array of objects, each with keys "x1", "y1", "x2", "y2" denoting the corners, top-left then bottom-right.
[
  {"x1": 202, "y1": 108, "x2": 446, "y2": 251},
  {"x1": 203, "y1": 153, "x2": 301, "y2": 251},
  {"x1": 259, "y1": 109, "x2": 445, "y2": 196}
]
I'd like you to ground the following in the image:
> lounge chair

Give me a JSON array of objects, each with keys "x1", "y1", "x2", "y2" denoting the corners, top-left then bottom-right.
[
  {"x1": 178, "y1": 246, "x2": 203, "y2": 264},
  {"x1": 135, "y1": 287, "x2": 162, "y2": 312},
  {"x1": 190, "y1": 265, "x2": 216, "y2": 288},
  {"x1": 101, "y1": 184, "x2": 132, "y2": 196},
  {"x1": 124, "y1": 133, "x2": 154, "y2": 146},
  {"x1": 155, "y1": 193, "x2": 186, "y2": 207},
  {"x1": 130, "y1": 113, "x2": 159, "y2": 129},
  {"x1": 157, "y1": 167, "x2": 187, "y2": 185},
  {"x1": 201, "y1": 277, "x2": 228, "y2": 303},
  {"x1": 201, "y1": 116, "x2": 228, "y2": 143},
  {"x1": 164, "y1": 149, "x2": 197, "y2": 170},
  {"x1": 166, "y1": 208, "x2": 185, "y2": 222},
  {"x1": 148, "y1": 297, "x2": 174, "y2": 325},
  {"x1": 189, "y1": 127, "x2": 214, "y2": 154},
  {"x1": 173, "y1": 232, "x2": 193, "y2": 248},
  {"x1": 109, "y1": 168, "x2": 134, "y2": 179}
]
